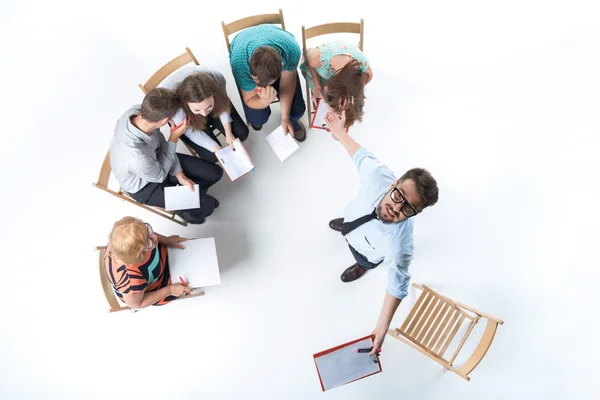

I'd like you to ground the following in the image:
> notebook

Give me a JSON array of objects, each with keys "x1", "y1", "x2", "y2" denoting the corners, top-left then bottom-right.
[
  {"x1": 167, "y1": 238, "x2": 220, "y2": 288},
  {"x1": 313, "y1": 335, "x2": 382, "y2": 391},
  {"x1": 310, "y1": 99, "x2": 333, "y2": 130},
  {"x1": 215, "y1": 139, "x2": 255, "y2": 181},
  {"x1": 164, "y1": 184, "x2": 200, "y2": 211},
  {"x1": 265, "y1": 126, "x2": 299, "y2": 162}
]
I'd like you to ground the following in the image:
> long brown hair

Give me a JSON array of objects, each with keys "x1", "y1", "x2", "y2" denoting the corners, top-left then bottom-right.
[
  {"x1": 176, "y1": 72, "x2": 230, "y2": 131},
  {"x1": 324, "y1": 59, "x2": 366, "y2": 129}
]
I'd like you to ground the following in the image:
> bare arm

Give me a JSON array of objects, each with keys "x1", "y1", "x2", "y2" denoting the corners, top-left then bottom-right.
[
  {"x1": 363, "y1": 66, "x2": 374, "y2": 85},
  {"x1": 121, "y1": 286, "x2": 174, "y2": 309},
  {"x1": 326, "y1": 111, "x2": 360, "y2": 156},
  {"x1": 279, "y1": 70, "x2": 296, "y2": 121},
  {"x1": 241, "y1": 89, "x2": 271, "y2": 110},
  {"x1": 307, "y1": 48, "x2": 323, "y2": 95},
  {"x1": 370, "y1": 293, "x2": 402, "y2": 355}
]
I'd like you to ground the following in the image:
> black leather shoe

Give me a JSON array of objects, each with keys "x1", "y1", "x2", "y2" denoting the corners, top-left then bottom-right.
[
  {"x1": 180, "y1": 215, "x2": 206, "y2": 225},
  {"x1": 329, "y1": 218, "x2": 344, "y2": 232},
  {"x1": 341, "y1": 263, "x2": 368, "y2": 282},
  {"x1": 250, "y1": 123, "x2": 263, "y2": 131}
]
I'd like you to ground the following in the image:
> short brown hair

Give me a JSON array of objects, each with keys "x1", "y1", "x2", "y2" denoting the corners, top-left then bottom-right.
[
  {"x1": 176, "y1": 72, "x2": 230, "y2": 131},
  {"x1": 324, "y1": 60, "x2": 366, "y2": 128},
  {"x1": 400, "y1": 168, "x2": 439, "y2": 209},
  {"x1": 140, "y1": 88, "x2": 180, "y2": 122},
  {"x1": 249, "y1": 46, "x2": 282, "y2": 87},
  {"x1": 109, "y1": 216, "x2": 148, "y2": 265}
]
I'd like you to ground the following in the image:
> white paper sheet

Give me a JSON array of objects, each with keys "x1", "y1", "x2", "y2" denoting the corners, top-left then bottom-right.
[
  {"x1": 215, "y1": 139, "x2": 254, "y2": 181},
  {"x1": 167, "y1": 238, "x2": 220, "y2": 288},
  {"x1": 311, "y1": 99, "x2": 332, "y2": 129},
  {"x1": 164, "y1": 184, "x2": 200, "y2": 211},
  {"x1": 265, "y1": 126, "x2": 299, "y2": 162},
  {"x1": 314, "y1": 337, "x2": 380, "y2": 391}
]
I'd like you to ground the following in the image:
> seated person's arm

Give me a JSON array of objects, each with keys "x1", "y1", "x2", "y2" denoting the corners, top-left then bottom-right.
[
  {"x1": 363, "y1": 66, "x2": 374, "y2": 84},
  {"x1": 121, "y1": 286, "x2": 174, "y2": 309},
  {"x1": 278, "y1": 70, "x2": 296, "y2": 120},
  {"x1": 133, "y1": 150, "x2": 172, "y2": 183},
  {"x1": 184, "y1": 128, "x2": 221, "y2": 152},
  {"x1": 241, "y1": 89, "x2": 271, "y2": 110}
]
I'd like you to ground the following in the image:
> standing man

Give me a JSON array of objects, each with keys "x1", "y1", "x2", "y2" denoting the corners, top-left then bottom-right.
[
  {"x1": 325, "y1": 111, "x2": 439, "y2": 355},
  {"x1": 229, "y1": 24, "x2": 307, "y2": 141},
  {"x1": 110, "y1": 88, "x2": 223, "y2": 224}
]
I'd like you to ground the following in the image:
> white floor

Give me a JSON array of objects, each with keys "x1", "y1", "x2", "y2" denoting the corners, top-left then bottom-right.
[{"x1": 2, "y1": 0, "x2": 599, "y2": 398}]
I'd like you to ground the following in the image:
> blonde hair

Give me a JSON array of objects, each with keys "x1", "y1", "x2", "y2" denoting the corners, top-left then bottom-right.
[{"x1": 109, "y1": 217, "x2": 148, "y2": 265}]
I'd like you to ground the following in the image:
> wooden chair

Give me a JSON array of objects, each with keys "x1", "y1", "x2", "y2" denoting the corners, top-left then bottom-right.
[
  {"x1": 96, "y1": 246, "x2": 205, "y2": 313},
  {"x1": 301, "y1": 20, "x2": 364, "y2": 120},
  {"x1": 138, "y1": 47, "x2": 221, "y2": 158},
  {"x1": 387, "y1": 283, "x2": 504, "y2": 381},
  {"x1": 92, "y1": 150, "x2": 188, "y2": 226},
  {"x1": 221, "y1": 9, "x2": 286, "y2": 53}
]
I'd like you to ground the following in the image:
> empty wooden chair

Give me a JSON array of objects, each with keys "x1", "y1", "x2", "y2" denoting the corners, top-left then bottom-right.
[
  {"x1": 301, "y1": 19, "x2": 364, "y2": 120},
  {"x1": 387, "y1": 283, "x2": 503, "y2": 380},
  {"x1": 92, "y1": 150, "x2": 188, "y2": 226},
  {"x1": 96, "y1": 246, "x2": 205, "y2": 313}
]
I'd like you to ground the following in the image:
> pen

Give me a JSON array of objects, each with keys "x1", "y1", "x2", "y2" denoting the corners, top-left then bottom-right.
[
  {"x1": 355, "y1": 347, "x2": 382, "y2": 354},
  {"x1": 179, "y1": 277, "x2": 188, "y2": 286}
]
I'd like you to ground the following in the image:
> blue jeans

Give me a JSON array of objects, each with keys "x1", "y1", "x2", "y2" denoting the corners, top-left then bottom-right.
[
  {"x1": 348, "y1": 244, "x2": 383, "y2": 270},
  {"x1": 240, "y1": 74, "x2": 306, "y2": 126}
]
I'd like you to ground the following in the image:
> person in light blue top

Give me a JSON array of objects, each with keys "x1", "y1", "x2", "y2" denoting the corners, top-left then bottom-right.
[{"x1": 325, "y1": 110, "x2": 439, "y2": 357}]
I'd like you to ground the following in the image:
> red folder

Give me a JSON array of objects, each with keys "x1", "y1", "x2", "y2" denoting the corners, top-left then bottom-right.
[{"x1": 313, "y1": 334, "x2": 382, "y2": 391}]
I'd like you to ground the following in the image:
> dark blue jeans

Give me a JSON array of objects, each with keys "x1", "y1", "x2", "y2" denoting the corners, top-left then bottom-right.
[
  {"x1": 240, "y1": 74, "x2": 306, "y2": 126},
  {"x1": 348, "y1": 243, "x2": 383, "y2": 270}
]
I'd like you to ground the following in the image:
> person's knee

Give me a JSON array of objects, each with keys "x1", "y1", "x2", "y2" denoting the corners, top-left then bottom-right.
[
  {"x1": 245, "y1": 109, "x2": 270, "y2": 125},
  {"x1": 235, "y1": 123, "x2": 250, "y2": 142}
]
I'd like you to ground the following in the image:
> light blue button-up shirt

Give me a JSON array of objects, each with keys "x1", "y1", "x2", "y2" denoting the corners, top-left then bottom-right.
[{"x1": 344, "y1": 147, "x2": 414, "y2": 299}]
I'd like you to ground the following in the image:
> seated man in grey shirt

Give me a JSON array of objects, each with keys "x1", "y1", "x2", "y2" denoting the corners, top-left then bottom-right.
[{"x1": 110, "y1": 88, "x2": 223, "y2": 224}]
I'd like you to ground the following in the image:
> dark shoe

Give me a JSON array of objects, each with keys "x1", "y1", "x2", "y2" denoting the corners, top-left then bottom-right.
[
  {"x1": 341, "y1": 263, "x2": 368, "y2": 283},
  {"x1": 329, "y1": 218, "x2": 344, "y2": 232},
  {"x1": 250, "y1": 123, "x2": 263, "y2": 131},
  {"x1": 292, "y1": 120, "x2": 306, "y2": 142},
  {"x1": 180, "y1": 214, "x2": 206, "y2": 225},
  {"x1": 206, "y1": 195, "x2": 219, "y2": 209}
]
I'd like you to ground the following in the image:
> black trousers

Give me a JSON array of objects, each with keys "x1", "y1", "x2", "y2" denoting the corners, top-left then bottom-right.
[
  {"x1": 180, "y1": 100, "x2": 249, "y2": 163},
  {"x1": 348, "y1": 243, "x2": 383, "y2": 270},
  {"x1": 239, "y1": 74, "x2": 306, "y2": 126},
  {"x1": 130, "y1": 153, "x2": 223, "y2": 221}
]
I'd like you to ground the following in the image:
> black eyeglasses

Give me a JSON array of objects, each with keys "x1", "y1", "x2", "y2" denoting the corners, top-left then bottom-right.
[{"x1": 390, "y1": 185, "x2": 418, "y2": 218}]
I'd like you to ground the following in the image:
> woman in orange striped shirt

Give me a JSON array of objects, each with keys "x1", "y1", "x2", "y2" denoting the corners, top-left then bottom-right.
[{"x1": 104, "y1": 216, "x2": 191, "y2": 308}]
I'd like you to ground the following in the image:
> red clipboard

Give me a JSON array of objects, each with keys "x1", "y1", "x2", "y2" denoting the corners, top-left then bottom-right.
[
  {"x1": 310, "y1": 99, "x2": 330, "y2": 130},
  {"x1": 313, "y1": 334, "x2": 382, "y2": 391},
  {"x1": 214, "y1": 139, "x2": 255, "y2": 182}
]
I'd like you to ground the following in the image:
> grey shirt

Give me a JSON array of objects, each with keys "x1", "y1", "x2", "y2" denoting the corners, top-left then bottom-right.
[{"x1": 110, "y1": 105, "x2": 182, "y2": 194}]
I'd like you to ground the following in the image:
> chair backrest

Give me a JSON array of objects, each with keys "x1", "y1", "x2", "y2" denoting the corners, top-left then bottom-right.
[
  {"x1": 96, "y1": 246, "x2": 130, "y2": 313},
  {"x1": 300, "y1": 19, "x2": 364, "y2": 119},
  {"x1": 301, "y1": 19, "x2": 364, "y2": 53},
  {"x1": 138, "y1": 47, "x2": 200, "y2": 94},
  {"x1": 221, "y1": 9, "x2": 286, "y2": 53},
  {"x1": 94, "y1": 150, "x2": 112, "y2": 190},
  {"x1": 394, "y1": 283, "x2": 503, "y2": 380},
  {"x1": 399, "y1": 285, "x2": 472, "y2": 360}
]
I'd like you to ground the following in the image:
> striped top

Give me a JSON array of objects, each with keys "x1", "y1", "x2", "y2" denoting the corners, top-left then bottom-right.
[
  {"x1": 105, "y1": 243, "x2": 173, "y2": 304},
  {"x1": 229, "y1": 24, "x2": 301, "y2": 92}
]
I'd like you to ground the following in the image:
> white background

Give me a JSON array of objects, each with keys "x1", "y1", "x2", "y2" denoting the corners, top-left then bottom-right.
[{"x1": 1, "y1": 0, "x2": 599, "y2": 398}]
